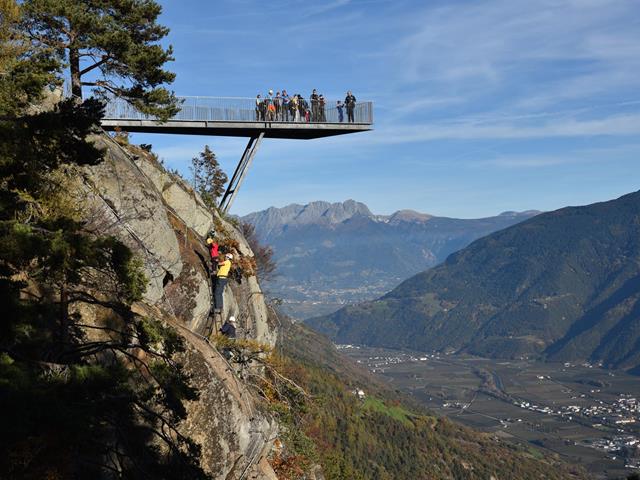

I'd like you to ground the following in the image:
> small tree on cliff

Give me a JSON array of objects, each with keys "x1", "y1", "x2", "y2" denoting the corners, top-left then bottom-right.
[
  {"x1": 191, "y1": 145, "x2": 228, "y2": 210},
  {"x1": 241, "y1": 222, "x2": 277, "y2": 281},
  {"x1": 21, "y1": 0, "x2": 179, "y2": 119}
]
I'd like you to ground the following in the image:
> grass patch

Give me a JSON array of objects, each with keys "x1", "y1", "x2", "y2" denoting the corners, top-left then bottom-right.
[
  {"x1": 362, "y1": 397, "x2": 416, "y2": 427},
  {"x1": 526, "y1": 445, "x2": 546, "y2": 460}
]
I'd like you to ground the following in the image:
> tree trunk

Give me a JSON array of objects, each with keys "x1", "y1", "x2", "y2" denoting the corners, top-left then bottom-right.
[{"x1": 69, "y1": 47, "x2": 82, "y2": 99}]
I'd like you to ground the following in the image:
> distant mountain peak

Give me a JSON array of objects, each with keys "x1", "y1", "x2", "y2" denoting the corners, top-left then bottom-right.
[
  {"x1": 292, "y1": 200, "x2": 372, "y2": 225},
  {"x1": 242, "y1": 200, "x2": 542, "y2": 241},
  {"x1": 499, "y1": 210, "x2": 541, "y2": 217},
  {"x1": 241, "y1": 200, "x2": 374, "y2": 238},
  {"x1": 387, "y1": 209, "x2": 433, "y2": 223}
]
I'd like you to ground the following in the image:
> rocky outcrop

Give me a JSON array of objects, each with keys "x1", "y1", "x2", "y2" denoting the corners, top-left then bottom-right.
[
  {"x1": 82, "y1": 135, "x2": 184, "y2": 304},
  {"x1": 80, "y1": 133, "x2": 280, "y2": 479},
  {"x1": 135, "y1": 153, "x2": 214, "y2": 238}
]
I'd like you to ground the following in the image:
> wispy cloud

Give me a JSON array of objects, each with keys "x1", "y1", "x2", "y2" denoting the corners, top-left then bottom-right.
[
  {"x1": 388, "y1": 96, "x2": 465, "y2": 118},
  {"x1": 367, "y1": 113, "x2": 640, "y2": 144},
  {"x1": 377, "y1": 0, "x2": 640, "y2": 122},
  {"x1": 482, "y1": 155, "x2": 592, "y2": 169},
  {"x1": 302, "y1": 0, "x2": 351, "y2": 16}
]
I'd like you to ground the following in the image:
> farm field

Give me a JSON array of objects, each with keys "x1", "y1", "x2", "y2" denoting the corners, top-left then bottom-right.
[{"x1": 340, "y1": 346, "x2": 640, "y2": 479}]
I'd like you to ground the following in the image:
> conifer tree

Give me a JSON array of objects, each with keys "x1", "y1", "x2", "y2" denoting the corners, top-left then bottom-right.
[
  {"x1": 0, "y1": 5, "x2": 209, "y2": 477},
  {"x1": 21, "y1": 0, "x2": 179, "y2": 120},
  {"x1": 191, "y1": 145, "x2": 228, "y2": 210}
]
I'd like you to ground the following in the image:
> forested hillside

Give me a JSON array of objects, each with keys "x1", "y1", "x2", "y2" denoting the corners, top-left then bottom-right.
[
  {"x1": 276, "y1": 318, "x2": 586, "y2": 479},
  {"x1": 308, "y1": 191, "x2": 640, "y2": 373}
]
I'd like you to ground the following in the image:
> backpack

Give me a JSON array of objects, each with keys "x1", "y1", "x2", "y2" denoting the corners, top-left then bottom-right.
[{"x1": 232, "y1": 266, "x2": 243, "y2": 284}]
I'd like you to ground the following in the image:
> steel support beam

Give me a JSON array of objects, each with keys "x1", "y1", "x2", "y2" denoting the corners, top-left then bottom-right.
[{"x1": 218, "y1": 132, "x2": 264, "y2": 214}]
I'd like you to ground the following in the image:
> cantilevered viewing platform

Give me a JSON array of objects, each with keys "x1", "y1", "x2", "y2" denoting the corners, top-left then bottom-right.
[
  {"x1": 102, "y1": 96, "x2": 373, "y2": 139},
  {"x1": 101, "y1": 95, "x2": 373, "y2": 213}
]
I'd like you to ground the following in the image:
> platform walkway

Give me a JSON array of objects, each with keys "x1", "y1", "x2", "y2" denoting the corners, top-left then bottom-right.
[
  {"x1": 100, "y1": 95, "x2": 373, "y2": 212},
  {"x1": 102, "y1": 96, "x2": 373, "y2": 139}
]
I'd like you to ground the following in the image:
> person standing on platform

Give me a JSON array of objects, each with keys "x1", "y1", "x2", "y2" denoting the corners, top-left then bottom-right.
[
  {"x1": 310, "y1": 89, "x2": 319, "y2": 122},
  {"x1": 299, "y1": 95, "x2": 310, "y2": 122},
  {"x1": 214, "y1": 253, "x2": 233, "y2": 313},
  {"x1": 344, "y1": 90, "x2": 356, "y2": 123},
  {"x1": 337, "y1": 100, "x2": 344, "y2": 122},
  {"x1": 266, "y1": 89, "x2": 275, "y2": 121},
  {"x1": 291, "y1": 95, "x2": 300, "y2": 122},
  {"x1": 345, "y1": 91, "x2": 356, "y2": 122},
  {"x1": 281, "y1": 90, "x2": 290, "y2": 121},
  {"x1": 274, "y1": 91, "x2": 282, "y2": 121},
  {"x1": 255, "y1": 94, "x2": 262, "y2": 121},
  {"x1": 319, "y1": 94, "x2": 326, "y2": 122}
]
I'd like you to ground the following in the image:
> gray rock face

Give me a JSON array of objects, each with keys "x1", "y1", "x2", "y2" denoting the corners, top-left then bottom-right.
[
  {"x1": 81, "y1": 134, "x2": 281, "y2": 479},
  {"x1": 135, "y1": 155, "x2": 214, "y2": 237},
  {"x1": 82, "y1": 136, "x2": 183, "y2": 304},
  {"x1": 171, "y1": 317, "x2": 278, "y2": 479}
]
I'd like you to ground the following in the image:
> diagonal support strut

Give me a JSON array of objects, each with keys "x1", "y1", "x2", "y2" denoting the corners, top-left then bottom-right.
[{"x1": 218, "y1": 132, "x2": 264, "y2": 214}]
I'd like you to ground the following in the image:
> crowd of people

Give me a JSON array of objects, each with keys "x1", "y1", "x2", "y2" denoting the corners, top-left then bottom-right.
[{"x1": 255, "y1": 89, "x2": 357, "y2": 123}]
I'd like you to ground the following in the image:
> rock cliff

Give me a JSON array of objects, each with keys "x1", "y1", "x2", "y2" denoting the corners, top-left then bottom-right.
[{"x1": 79, "y1": 133, "x2": 281, "y2": 479}]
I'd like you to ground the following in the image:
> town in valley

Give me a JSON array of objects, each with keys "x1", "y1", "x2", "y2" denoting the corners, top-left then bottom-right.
[{"x1": 338, "y1": 345, "x2": 640, "y2": 479}]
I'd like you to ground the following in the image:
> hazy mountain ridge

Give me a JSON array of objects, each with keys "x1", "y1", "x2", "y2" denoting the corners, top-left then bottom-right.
[
  {"x1": 242, "y1": 199, "x2": 373, "y2": 239},
  {"x1": 307, "y1": 191, "x2": 640, "y2": 373},
  {"x1": 242, "y1": 200, "x2": 539, "y2": 319}
]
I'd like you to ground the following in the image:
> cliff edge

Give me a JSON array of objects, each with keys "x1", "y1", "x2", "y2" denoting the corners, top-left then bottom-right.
[{"x1": 79, "y1": 133, "x2": 282, "y2": 479}]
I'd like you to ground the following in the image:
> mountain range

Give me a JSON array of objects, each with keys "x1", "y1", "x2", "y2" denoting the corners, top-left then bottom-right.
[
  {"x1": 242, "y1": 200, "x2": 538, "y2": 319},
  {"x1": 307, "y1": 191, "x2": 640, "y2": 373}
]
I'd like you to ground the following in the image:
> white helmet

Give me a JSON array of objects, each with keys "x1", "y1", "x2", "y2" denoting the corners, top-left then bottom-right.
[
  {"x1": 226, "y1": 253, "x2": 233, "y2": 260},
  {"x1": 228, "y1": 316, "x2": 236, "y2": 324}
]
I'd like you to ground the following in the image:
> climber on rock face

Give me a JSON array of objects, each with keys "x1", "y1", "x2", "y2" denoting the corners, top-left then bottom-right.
[
  {"x1": 206, "y1": 231, "x2": 219, "y2": 276},
  {"x1": 220, "y1": 315, "x2": 236, "y2": 338},
  {"x1": 214, "y1": 253, "x2": 233, "y2": 314},
  {"x1": 207, "y1": 232, "x2": 220, "y2": 317}
]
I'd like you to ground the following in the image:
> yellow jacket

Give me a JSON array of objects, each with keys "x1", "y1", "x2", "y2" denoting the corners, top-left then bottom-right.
[{"x1": 217, "y1": 259, "x2": 232, "y2": 278}]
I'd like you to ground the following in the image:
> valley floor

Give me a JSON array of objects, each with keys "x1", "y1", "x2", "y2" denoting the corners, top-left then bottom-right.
[{"x1": 340, "y1": 346, "x2": 640, "y2": 479}]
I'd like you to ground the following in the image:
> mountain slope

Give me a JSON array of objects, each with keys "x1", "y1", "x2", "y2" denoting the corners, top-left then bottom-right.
[
  {"x1": 307, "y1": 191, "x2": 640, "y2": 372},
  {"x1": 243, "y1": 200, "x2": 538, "y2": 319},
  {"x1": 277, "y1": 318, "x2": 585, "y2": 479}
]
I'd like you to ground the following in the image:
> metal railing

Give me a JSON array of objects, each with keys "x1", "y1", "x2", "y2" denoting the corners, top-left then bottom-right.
[{"x1": 103, "y1": 96, "x2": 373, "y2": 125}]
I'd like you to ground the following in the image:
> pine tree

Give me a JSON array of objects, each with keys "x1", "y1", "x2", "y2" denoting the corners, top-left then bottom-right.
[
  {"x1": 0, "y1": 6, "x2": 209, "y2": 477},
  {"x1": 0, "y1": 0, "x2": 61, "y2": 114},
  {"x1": 191, "y1": 145, "x2": 228, "y2": 210},
  {"x1": 21, "y1": 0, "x2": 179, "y2": 120}
]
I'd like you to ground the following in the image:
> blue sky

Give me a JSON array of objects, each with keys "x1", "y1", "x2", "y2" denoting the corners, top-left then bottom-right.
[{"x1": 132, "y1": 0, "x2": 640, "y2": 218}]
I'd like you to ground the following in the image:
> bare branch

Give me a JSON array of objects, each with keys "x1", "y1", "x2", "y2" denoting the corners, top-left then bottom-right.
[{"x1": 80, "y1": 55, "x2": 111, "y2": 76}]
